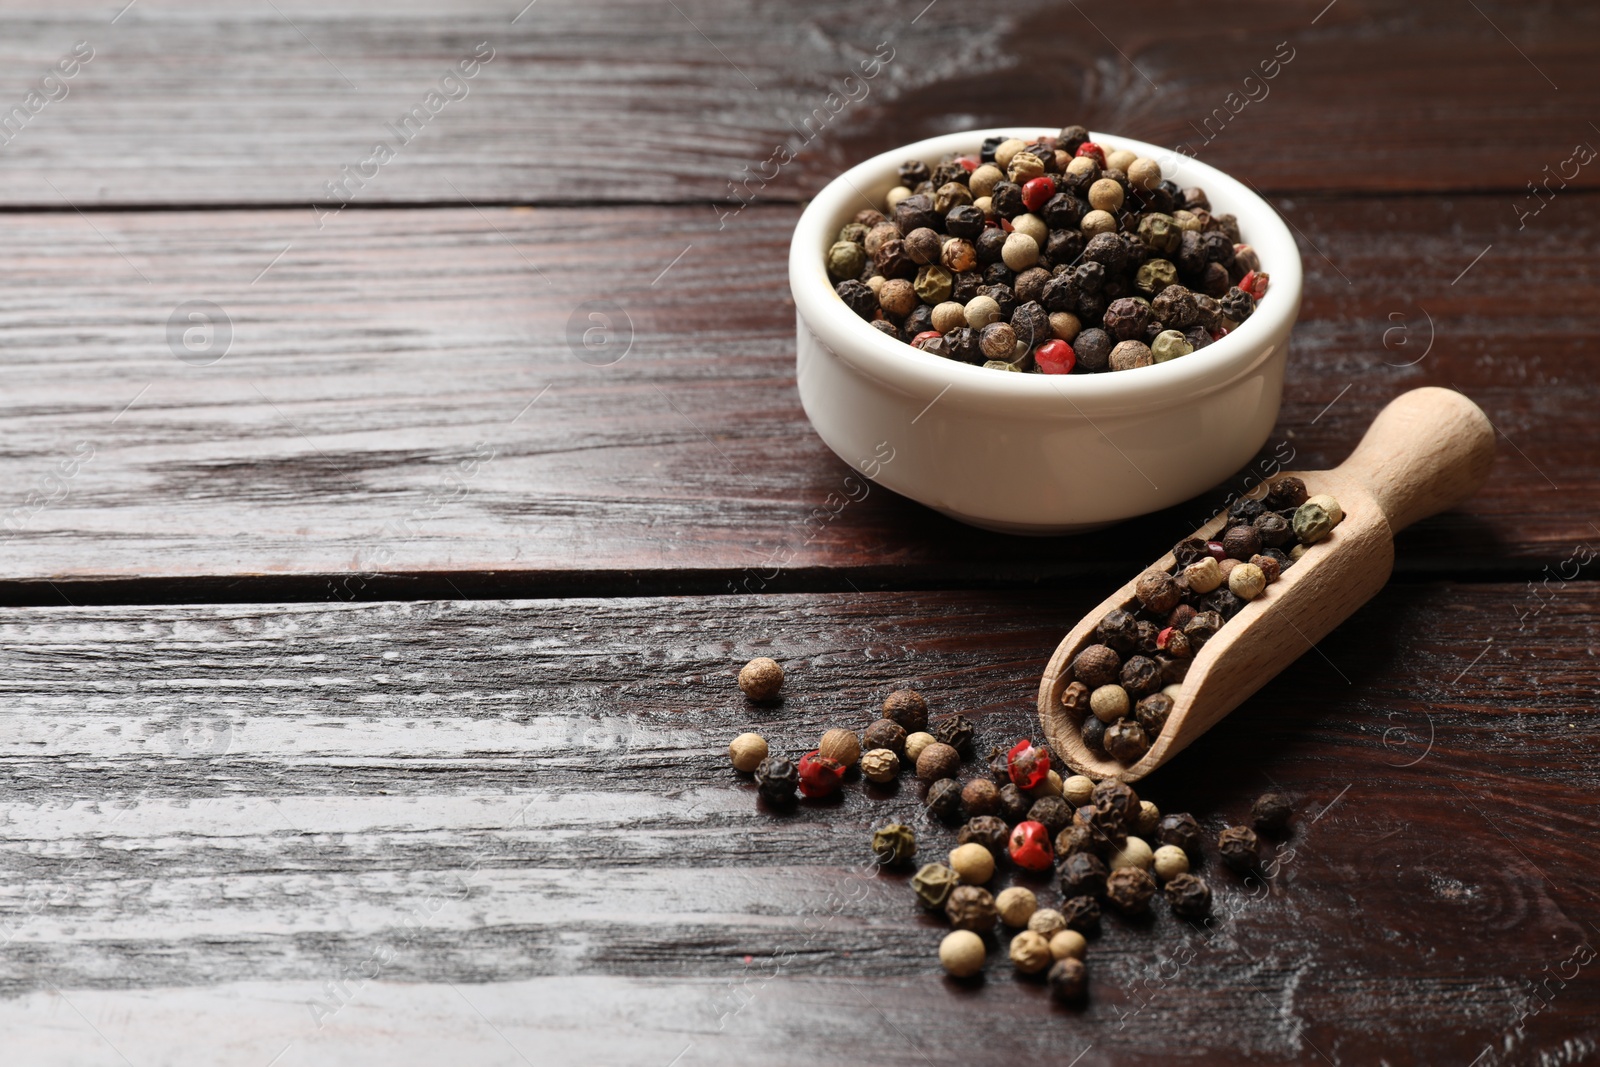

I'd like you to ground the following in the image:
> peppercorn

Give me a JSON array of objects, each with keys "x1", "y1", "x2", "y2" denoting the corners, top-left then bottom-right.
[
  {"x1": 1134, "y1": 694, "x2": 1173, "y2": 738},
  {"x1": 1166, "y1": 603, "x2": 1197, "y2": 631},
  {"x1": 937, "y1": 929, "x2": 985, "y2": 978},
  {"x1": 1108, "y1": 835, "x2": 1153, "y2": 872},
  {"x1": 1080, "y1": 716, "x2": 1109, "y2": 758},
  {"x1": 728, "y1": 733, "x2": 768, "y2": 773},
  {"x1": 1265, "y1": 475, "x2": 1308, "y2": 510},
  {"x1": 737, "y1": 657, "x2": 784, "y2": 701},
  {"x1": 969, "y1": 161, "x2": 1004, "y2": 196},
  {"x1": 957, "y1": 778, "x2": 997, "y2": 817},
  {"x1": 858, "y1": 748, "x2": 898, "y2": 784},
  {"x1": 1008, "y1": 820, "x2": 1054, "y2": 871},
  {"x1": 1027, "y1": 795, "x2": 1072, "y2": 834},
  {"x1": 1060, "y1": 895, "x2": 1101, "y2": 932},
  {"x1": 903, "y1": 731, "x2": 936, "y2": 765},
  {"x1": 1002, "y1": 738, "x2": 1048, "y2": 790},
  {"x1": 869, "y1": 319, "x2": 897, "y2": 337},
  {"x1": 1104, "y1": 867, "x2": 1157, "y2": 913},
  {"x1": 1074, "y1": 804, "x2": 1127, "y2": 852},
  {"x1": 913, "y1": 863, "x2": 960, "y2": 910},
  {"x1": 995, "y1": 886, "x2": 1038, "y2": 928},
  {"x1": 1250, "y1": 554, "x2": 1283, "y2": 585},
  {"x1": 869, "y1": 823, "x2": 916, "y2": 867},
  {"x1": 1008, "y1": 930, "x2": 1052, "y2": 975},
  {"x1": 1161, "y1": 873, "x2": 1211, "y2": 920},
  {"x1": 1229, "y1": 562, "x2": 1267, "y2": 600},
  {"x1": 1147, "y1": 329, "x2": 1191, "y2": 363},
  {"x1": 814, "y1": 728, "x2": 859, "y2": 769},
  {"x1": 945, "y1": 885, "x2": 997, "y2": 931},
  {"x1": 992, "y1": 784, "x2": 1026, "y2": 824},
  {"x1": 1055, "y1": 823, "x2": 1100, "y2": 860},
  {"x1": 1135, "y1": 258, "x2": 1177, "y2": 295},
  {"x1": 900, "y1": 305, "x2": 936, "y2": 340},
  {"x1": 949, "y1": 841, "x2": 996, "y2": 884},
  {"x1": 976, "y1": 321, "x2": 1015, "y2": 361},
  {"x1": 1135, "y1": 801, "x2": 1161, "y2": 837},
  {"x1": 1026, "y1": 908, "x2": 1065, "y2": 939},
  {"x1": 933, "y1": 181, "x2": 973, "y2": 216},
  {"x1": 863, "y1": 718, "x2": 907, "y2": 758},
  {"x1": 990, "y1": 181, "x2": 1025, "y2": 219},
  {"x1": 1175, "y1": 610, "x2": 1218, "y2": 651},
  {"x1": 1119, "y1": 656, "x2": 1162, "y2": 697},
  {"x1": 826, "y1": 240, "x2": 867, "y2": 281},
  {"x1": 1068, "y1": 327, "x2": 1110, "y2": 372},
  {"x1": 754, "y1": 755, "x2": 798, "y2": 805},
  {"x1": 796, "y1": 751, "x2": 845, "y2": 799},
  {"x1": 913, "y1": 739, "x2": 962, "y2": 784},
  {"x1": 912, "y1": 264, "x2": 953, "y2": 305},
  {"x1": 1050, "y1": 929, "x2": 1087, "y2": 962},
  {"x1": 1253, "y1": 792, "x2": 1294, "y2": 833},
  {"x1": 878, "y1": 278, "x2": 918, "y2": 319},
  {"x1": 1103, "y1": 720, "x2": 1148, "y2": 763},
  {"x1": 1155, "y1": 813, "x2": 1204, "y2": 857},
  {"x1": 1092, "y1": 779, "x2": 1140, "y2": 821},
  {"x1": 933, "y1": 715, "x2": 975, "y2": 756},
  {"x1": 1218, "y1": 825, "x2": 1260, "y2": 871},
  {"x1": 1152, "y1": 843, "x2": 1190, "y2": 882},
  {"x1": 1201, "y1": 588, "x2": 1244, "y2": 619},
  {"x1": 1131, "y1": 573, "x2": 1179, "y2": 617},
  {"x1": 1059, "y1": 851, "x2": 1107, "y2": 898},
  {"x1": 926, "y1": 778, "x2": 964, "y2": 822},
  {"x1": 1109, "y1": 339, "x2": 1152, "y2": 371},
  {"x1": 959, "y1": 815, "x2": 1010, "y2": 856},
  {"x1": 1092, "y1": 609, "x2": 1137, "y2": 654}
]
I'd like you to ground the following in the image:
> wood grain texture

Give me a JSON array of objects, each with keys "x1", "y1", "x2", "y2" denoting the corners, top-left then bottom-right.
[
  {"x1": 0, "y1": 587, "x2": 1596, "y2": 1065},
  {"x1": 0, "y1": 0, "x2": 1592, "y2": 207},
  {"x1": 0, "y1": 194, "x2": 1595, "y2": 598}
]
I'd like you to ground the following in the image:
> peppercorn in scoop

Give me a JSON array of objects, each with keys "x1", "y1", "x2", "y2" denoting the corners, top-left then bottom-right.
[{"x1": 827, "y1": 128, "x2": 1269, "y2": 374}]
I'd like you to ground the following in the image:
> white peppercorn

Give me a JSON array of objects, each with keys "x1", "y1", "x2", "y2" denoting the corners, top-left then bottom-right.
[
  {"x1": 931, "y1": 301, "x2": 967, "y2": 334},
  {"x1": 1152, "y1": 844, "x2": 1190, "y2": 881},
  {"x1": 1135, "y1": 800, "x2": 1161, "y2": 836},
  {"x1": 1027, "y1": 908, "x2": 1067, "y2": 939},
  {"x1": 861, "y1": 748, "x2": 900, "y2": 783},
  {"x1": 818, "y1": 728, "x2": 860, "y2": 768},
  {"x1": 1011, "y1": 213, "x2": 1047, "y2": 244},
  {"x1": 904, "y1": 731, "x2": 937, "y2": 763},
  {"x1": 940, "y1": 929, "x2": 985, "y2": 977},
  {"x1": 1009, "y1": 930, "x2": 1053, "y2": 974},
  {"x1": 728, "y1": 733, "x2": 768, "y2": 773},
  {"x1": 1127, "y1": 157, "x2": 1162, "y2": 191},
  {"x1": 1088, "y1": 178, "x2": 1125, "y2": 212},
  {"x1": 1063, "y1": 774, "x2": 1095, "y2": 807},
  {"x1": 1184, "y1": 557, "x2": 1223, "y2": 594},
  {"x1": 993, "y1": 138, "x2": 1028, "y2": 168},
  {"x1": 995, "y1": 886, "x2": 1038, "y2": 927},
  {"x1": 1229, "y1": 562, "x2": 1267, "y2": 600},
  {"x1": 1104, "y1": 148, "x2": 1137, "y2": 174},
  {"x1": 1081, "y1": 209, "x2": 1117, "y2": 236},
  {"x1": 949, "y1": 842, "x2": 995, "y2": 884},
  {"x1": 1108, "y1": 835, "x2": 1154, "y2": 871},
  {"x1": 964, "y1": 294, "x2": 1002, "y2": 329},
  {"x1": 1001, "y1": 232, "x2": 1040, "y2": 271},
  {"x1": 1049, "y1": 929, "x2": 1087, "y2": 961},
  {"x1": 1090, "y1": 684, "x2": 1130, "y2": 723}
]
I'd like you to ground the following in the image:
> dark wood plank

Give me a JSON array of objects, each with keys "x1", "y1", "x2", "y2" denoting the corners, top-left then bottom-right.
[
  {"x1": 1, "y1": 584, "x2": 1596, "y2": 1064},
  {"x1": 0, "y1": 192, "x2": 1593, "y2": 597},
  {"x1": 0, "y1": 0, "x2": 1592, "y2": 206}
]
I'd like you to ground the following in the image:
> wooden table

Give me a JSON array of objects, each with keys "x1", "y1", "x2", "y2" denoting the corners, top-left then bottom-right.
[{"x1": 2, "y1": 2, "x2": 1596, "y2": 1063}]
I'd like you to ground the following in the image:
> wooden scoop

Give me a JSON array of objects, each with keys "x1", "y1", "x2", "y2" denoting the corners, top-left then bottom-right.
[{"x1": 1037, "y1": 387, "x2": 1496, "y2": 782}]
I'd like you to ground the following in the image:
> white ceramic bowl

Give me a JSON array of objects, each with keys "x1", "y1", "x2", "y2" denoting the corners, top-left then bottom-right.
[{"x1": 791, "y1": 128, "x2": 1303, "y2": 534}]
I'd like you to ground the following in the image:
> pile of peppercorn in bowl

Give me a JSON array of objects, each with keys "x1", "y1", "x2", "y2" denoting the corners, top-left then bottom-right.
[{"x1": 790, "y1": 127, "x2": 1302, "y2": 534}]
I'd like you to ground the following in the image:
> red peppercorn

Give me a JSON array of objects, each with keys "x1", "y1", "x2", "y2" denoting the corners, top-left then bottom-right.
[
  {"x1": 797, "y1": 750, "x2": 845, "y2": 798},
  {"x1": 1035, "y1": 339, "x2": 1076, "y2": 375},
  {"x1": 1007, "y1": 738, "x2": 1052, "y2": 790},
  {"x1": 1211, "y1": 327, "x2": 1229, "y2": 341},
  {"x1": 1239, "y1": 271, "x2": 1268, "y2": 300},
  {"x1": 1156, "y1": 625, "x2": 1175, "y2": 651},
  {"x1": 911, "y1": 330, "x2": 943, "y2": 348},
  {"x1": 957, "y1": 156, "x2": 979, "y2": 172},
  {"x1": 1205, "y1": 540, "x2": 1227, "y2": 562},
  {"x1": 1075, "y1": 142, "x2": 1106, "y2": 168},
  {"x1": 1008, "y1": 820, "x2": 1054, "y2": 871},
  {"x1": 1000, "y1": 217, "x2": 1015, "y2": 233},
  {"x1": 1021, "y1": 175, "x2": 1056, "y2": 212}
]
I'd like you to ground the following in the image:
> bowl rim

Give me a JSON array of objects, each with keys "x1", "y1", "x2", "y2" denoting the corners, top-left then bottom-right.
[{"x1": 790, "y1": 127, "x2": 1303, "y2": 412}]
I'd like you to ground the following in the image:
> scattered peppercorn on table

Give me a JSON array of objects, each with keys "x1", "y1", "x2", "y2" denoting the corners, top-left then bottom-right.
[{"x1": 1, "y1": 3, "x2": 1597, "y2": 1066}]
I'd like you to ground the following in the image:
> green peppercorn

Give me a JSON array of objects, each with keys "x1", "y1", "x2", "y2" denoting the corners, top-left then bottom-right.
[
  {"x1": 1135, "y1": 258, "x2": 1177, "y2": 295},
  {"x1": 914, "y1": 264, "x2": 953, "y2": 305},
  {"x1": 983, "y1": 359, "x2": 1020, "y2": 372},
  {"x1": 1293, "y1": 499, "x2": 1339, "y2": 543},
  {"x1": 837, "y1": 222, "x2": 871, "y2": 246},
  {"x1": 1137, "y1": 212, "x2": 1180, "y2": 254},
  {"x1": 871, "y1": 823, "x2": 917, "y2": 866},
  {"x1": 827, "y1": 241, "x2": 866, "y2": 281},
  {"x1": 1151, "y1": 329, "x2": 1193, "y2": 363},
  {"x1": 912, "y1": 862, "x2": 959, "y2": 910}
]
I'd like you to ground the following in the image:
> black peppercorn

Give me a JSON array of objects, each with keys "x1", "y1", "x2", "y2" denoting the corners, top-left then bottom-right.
[
  {"x1": 1227, "y1": 494, "x2": 1264, "y2": 523},
  {"x1": 1060, "y1": 894, "x2": 1101, "y2": 933},
  {"x1": 1265, "y1": 475, "x2": 1308, "y2": 511},
  {"x1": 1059, "y1": 851, "x2": 1108, "y2": 898},
  {"x1": 1151, "y1": 284, "x2": 1198, "y2": 328},
  {"x1": 1079, "y1": 715, "x2": 1109, "y2": 758},
  {"x1": 869, "y1": 319, "x2": 898, "y2": 337},
  {"x1": 898, "y1": 304, "x2": 936, "y2": 341},
  {"x1": 1104, "y1": 720, "x2": 1150, "y2": 763},
  {"x1": 1047, "y1": 957, "x2": 1088, "y2": 1002},
  {"x1": 1075, "y1": 804, "x2": 1126, "y2": 851},
  {"x1": 1094, "y1": 610, "x2": 1140, "y2": 654},
  {"x1": 1253, "y1": 510, "x2": 1292, "y2": 548},
  {"x1": 1092, "y1": 779, "x2": 1140, "y2": 822},
  {"x1": 1083, "y1": 231, "x2": 1129, "y2": 273},
  {"x1": 978, "y1": 282, "x2": 1017, "y2": 319},
  {"x1": 1028, "y1": 795, "x2": 1073, "y2": 834},
  {"x1": 1156, "y1": 813, "x2": 1204, "y2": 856},
  {"x1": 834, "y1": 279, "x2": 877, "y2": 320},
  {"x1": 943, "y1": 326, "x2": 979, "y2": 363},
  {"x1": 982, "y1": 263, "x2": 1016, "y2": 289},
  {"x1": 959, "y1": 815, "x2": 1010, "y2": 855},
  {"x1": 980, "y1": 134, "x2": 1005, "y2": 163},
  {"x1": 1200, "y1": 589, "x2": 1244, "y2": 619},
  {"x1": 1158, "y1": 654, "x2": 1191, "y2": 686},
  {"x1": 1073, "y1": 327, "x2": 1113, "y2": 372},
  {"x1": 1070, "y1": 643, "x2": 1121, "y2": 688},
  {"x1": 975, "y1": 227, "x2": 1007, "y2": 265},
  {"x1": 864, "y1": 718, "x2": 908, "y2": 757},
  {"x1": 1135, "y1": 693, "x2": 1173, "y2": 736},
  {"x1": 1222, "y1": 524, "x2": 1262, "y2": 560},
  {"x1": 1119, "y1": 655, "x2": 1162, "y2": 697},
  {"x1": 990, "y1": 181, "x2": 1025, "y2": 219},
  {"x1": 997, "y1": 783, "x2": 1030, "y2": 824},
  {"x1": 754, "y1": 756, "x2": 798, "y2": 805},
  {"x1": 1014, "y1": 267, "x2": 1052, "y2": 305},
  {"x1": 1183, "y1": 610, "x2": 1223, "y2": 649},
  {"x1": 1164, "y1": 872, "x2": 1212, "y2": 918},
  {"x1": 943, "y1": 204, "x2": 985, "y2": 240},
  {"x1": 1055, "y1": 823, "x2": 1101, "y2": 858},
  {"x1": 1252, "y1": 792, "x2": 1294, "y2": 833},
  {"x1": 1105, "y1": 867, "x2": 1157, "y2": 913},
  {"x1": 893, "y1": 194, "x2": 937, "y2": 234},
  {"x1": 1218, "y1": 825, "x2": 1260, "y2": 871},
  {"x1": 946, "y1": 885, "x2": 998, "y2": 932},
  {"x1": 1134, "y1": 620, "x2": 1162, "y2": 656},
  {"x1": 932, "y1": 714, "x2": 975, "y2": 755},
  {"x1": 1010, "y1": 300, "x2": 1052, "y2": 349},
  {"x1": 926, "y1": 778, "x2": 965, "y2": 823},
  {"x1": 1219, "y1": 286, "x2": 1255, "y2": 324},
  {"x1": 962, "y1": 778, "x2": 1001, "y2": 817},
  {"x1": 898, "y1": 159, "x2": 930, "y2": 188},
  {"x1": 1101, "y1": 297, "x2": 1152, "y2": 342},
  {"x1": 931, "y1": 158, "x2": 969, "y2": 188}
]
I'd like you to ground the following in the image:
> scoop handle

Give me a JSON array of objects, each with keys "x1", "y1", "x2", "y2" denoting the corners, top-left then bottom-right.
[{"x1": 1330, "y1": 387, "x2": 1496, "y2": 533}]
